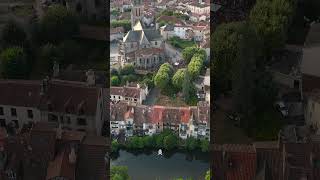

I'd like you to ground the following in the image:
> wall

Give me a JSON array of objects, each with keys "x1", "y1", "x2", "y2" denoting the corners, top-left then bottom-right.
[
  {"x1": 0, "y1": 105, "x2": 41, "y2": 127},
  {"x1": 305, "y1": 98, "x2": 320, "y2": 129}
]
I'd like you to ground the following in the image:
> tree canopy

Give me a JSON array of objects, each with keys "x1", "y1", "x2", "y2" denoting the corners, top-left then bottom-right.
[
  {"x1": 38, "y1": 4, "x2": 79, "y2": 43},
  {"x1": 0, "y1": 47, "x2": 28, "y2": 79},
  {"x1": 172, "y1": 68, "x2": 186, "y2": 90},
  {"x1": 154, "y1": 63, "x2": 173, "y2": 90},
  {"x1": 111, "y1": 166, "x2": 130, "y2": 180},
  {"x1": 0, "y1": 20, "x2": 27, "y2": 48}
]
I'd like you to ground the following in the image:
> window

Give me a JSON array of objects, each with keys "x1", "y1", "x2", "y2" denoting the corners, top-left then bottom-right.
[
  {"x1": 113, "y1": 96, "x2": 116, "y2": 98},
  {"x1": 60, "y1": 116, "x2": 64, "y2": 124},
  {"x1": 0, "y1": 107, "x2": 3, "y2": 115},
  {"x1": 134, "y1": 99, "x2": 137, "y2": 102},
  {"x1": 11, "y1": 108, "x2": 17, "y2": 117},
  {"x1": 0, "y1": 119, "x2": 5, "y2": 127},
  {"x1": 131, "y1": 43, "x2": 133, "y2": 48},
  {"x1": 77, "y1": 118, "x2": 87, "y2": 126},
  {"x1": 118, "y1": 96, "x2": 121, "y2": 99},
  {"x1": 27, "y1": 110, "x2": 33, "y2": 119},
  {"x1": 48, "y1": 114, "x2": 58, "y2": 123},
  {"x1": 155, "y1": 41, "x2": 157, "y2": 45}
]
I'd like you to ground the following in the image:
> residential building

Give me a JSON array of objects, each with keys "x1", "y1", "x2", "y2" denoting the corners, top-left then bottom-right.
[
  {"x1": 110, "y1": 101, "x2": 210, "y2": 140},
  {"x1": 110, "y1": 27, "x2": 125, "y2": 42},
  {"x1": 0, "y1": 122, "x2": 109, "y2": 180},
  {"x1": 110, "y1": 83, "x2": 149, "y2": 104},
  {"x1": 187, "y1": 3, "x2": 210, "y2": 15},
  {"x1": 0, "y1": 79, "x2": 106, "y2": 136}
]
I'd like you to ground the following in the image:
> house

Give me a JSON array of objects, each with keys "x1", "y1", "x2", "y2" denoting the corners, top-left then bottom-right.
[
  {"x1": 0, "y1": 79, "x2": 106, "y2": 136},
  {"x1": 0, "y1": 122, "x2": 109, "y2": 180},
  {"x1": 173, "y1": 25, "x2": 192, "y2": 40},
  {"x1": 110, "y1": 27, "x2": 124, "y2": 42},
  {"x1": 186, "y1": 3, "x2": 210, "y2": 15},
  {"x1": 110, "y1": 101, "x2": 210, "y2": 140},
  {"x1": 110, "y1": 83, "x2": 149, "y2": 104},
  {"x1": 160, "y1": 24, "x2": 175, "y2": 40}
]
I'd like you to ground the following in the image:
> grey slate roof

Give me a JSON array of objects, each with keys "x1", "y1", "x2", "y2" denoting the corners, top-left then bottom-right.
[{"x1": 124, "y1": 30, "x2": 162, "y2": 43}]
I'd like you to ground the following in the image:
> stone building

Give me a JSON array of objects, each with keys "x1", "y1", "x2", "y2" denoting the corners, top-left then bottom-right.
[{"x1": 120, "y1": 20, "x2": 165, "y2": 71}]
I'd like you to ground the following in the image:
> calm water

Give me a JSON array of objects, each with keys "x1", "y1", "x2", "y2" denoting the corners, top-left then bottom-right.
[{"x1": 111, "y1": 150, "x2": 209, "y2": 180}]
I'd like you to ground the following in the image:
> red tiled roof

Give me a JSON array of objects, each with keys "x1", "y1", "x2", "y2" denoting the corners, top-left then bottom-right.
[
  {"x1": 180, "y1": 107, "x2": 191, "y2": 124},
  {"x1": 151, "y1": 106, "x2": 164, "y2": 124},
  {"x1": 110, "y1": 86, "x2": 141, "y2": 99}
]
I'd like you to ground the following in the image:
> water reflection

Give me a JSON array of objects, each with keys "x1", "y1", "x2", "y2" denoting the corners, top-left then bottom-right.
[{"x1": 111, "y1": 150, "x2": 209, "y2": 180}]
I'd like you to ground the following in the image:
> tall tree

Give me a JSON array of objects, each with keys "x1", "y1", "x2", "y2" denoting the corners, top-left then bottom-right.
[
  {"x1": 172, "y1": 68, "x2": 186, "y2": 90},
  {"x1": 39, "y1": 4, "x2": 79, "y2": 43},
  {"x1": 0, "y1": 20, "x2": 27, "y2": 48},
  {"x1": 0, "y1": 47, "x2": 28, "y2": 79}
]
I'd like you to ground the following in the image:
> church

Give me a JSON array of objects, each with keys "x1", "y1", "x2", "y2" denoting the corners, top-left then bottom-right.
[{"x1": 120, "y1": 0, "x2": 165, "y2": 71}]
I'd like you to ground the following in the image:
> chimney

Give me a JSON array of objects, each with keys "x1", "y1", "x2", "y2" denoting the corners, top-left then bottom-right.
[
  {"x1": 69, "y1": 147, "x2": 77, "y2": 164},
  {"x1": 86, "y1": 69, "x2": 95, "y2": 86},
  {"x1": 53, "y1": 61, "x2": 60, "y2": 78}
]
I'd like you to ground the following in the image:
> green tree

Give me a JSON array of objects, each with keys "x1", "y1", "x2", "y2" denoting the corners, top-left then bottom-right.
[
  {"x1": 120, "y1": 64, "x2": 135, "y2": 75},
  {"x1": 187, "y1": 55, "x2": 203, "y2": 79},
  {"x1": 39, "y1": 4, "x2": 79, "y2": 43},
  {"x1": 186, "y1": 137, "x2": 198, "y2": 151},
  {"x1": 211, "y1": 22, "x2": 246, "y2": 95},
  {"x1": 172, "y1": 68, "x2": 186, "y2": 90},
  {"x1": 128, "y1": 136, "x2": 144, "y2": 149},
  {"x1": 182, "y1": 70, "x2": 197, "y2": 104},
  {"x1": 111, "y1": 166, "x2": 130, "y2": 180},
  {"x1": 182, "y1": 46, "x2": 198, "y2": 63},
  {"x1": 111, "y1": 76, "x2": 120, "y2": 86},
  {"x1": 163, "y1": 134, "x2": 178, "y2": 150},
  {"x1": 249, "y1": 0, "x2": 297, "y2": 57},
  {"x1": 39, "y1": 43, "x2": 61, "y2": 73},
  {"x1": 111, "y1": 20, "x2": 131, "y2": 32},
  {"x1": 0, "y1": 47, "x2": 28, "y2": 79},
  {"x1": 155, "y1": 134, "x2": 165, "y2": 148},
  {"x1": 111, "y1": 140, "x2": 120, "y2": 153},
  {"x1": 142, "y1": 135, "x2": 155, "y2": 148},
  {"x1": 200, "y1": 140, "x2": 209, "y2": 152},
  {"x1": 0, "y1": 20, "x2": 27, "y2": 48},
  {"x1": 205, "y1": 170, "x2": 211, "y2": 180},
  {"x1": 154, "y1": 63, "x2": 173, "y2": 91}
]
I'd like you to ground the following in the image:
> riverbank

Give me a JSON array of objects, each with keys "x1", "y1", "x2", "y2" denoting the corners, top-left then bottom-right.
[
  {"x1": 111, "y1": 130, "x2": 209, "y2": 154},
  {"x1": 111, "y1": 150, "x2": 209, "y2": 180}
]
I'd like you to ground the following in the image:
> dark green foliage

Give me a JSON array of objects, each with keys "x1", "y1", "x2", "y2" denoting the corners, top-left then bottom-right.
[
  {"x1": 120, "y1": 64, "x2": 135, "y2": 75},
  {"x1": 154, "y1": 63, "x2": 173, "y2": 91},
  {"x1": 39, "y1": 43, "x2": 60, "y2": 73},
  {"x1": 163, "y1": 134, "x2": 178, "y2": 150},
  {"x1": 38, "y1": 5, "x2": 79, "y2": 43},
  {"x1": 111, "y1": 20, "x2": 131, "y2": 32},
  {"x1": 186, "y1": 137, "x2": 198, "y2": 151},
  {"x1": 111, "y1": 140, "x2": 120, "y2": 153},
  {"x1": 111, "y1": 166, "x2": 130, "y2": 180},
  {"x1": 111, "y1": 76, "x2": 121, "y2": 86},
  {"x1": 0, "y1": 47, "x2": 28, "y2": 79},
  {"x1": 172, "y1": 68, "x2": 186, "y2": 90},
  {"x1": 0, "y1": 20, "x2": 27, "y2": 48}
]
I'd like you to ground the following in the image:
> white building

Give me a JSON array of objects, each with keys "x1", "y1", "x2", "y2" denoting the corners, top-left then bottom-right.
[
  {"x1": 110, "y1": 83, "x2": 149, "y2": 104},
  {"x1": 173, "y1": 26, "x2": 192, "y2": 40},
  {"x1": 187, "y1": 3, "x2": 210, "y2": 15}
]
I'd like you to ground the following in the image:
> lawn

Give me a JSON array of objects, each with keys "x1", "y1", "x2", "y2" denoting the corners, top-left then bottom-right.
[
  {"x1": 155, "y1": 94, "x2": 189, "y2": 107},
  {"x1": 168, "y1": 37, "x2": 197, "y2": 50}
]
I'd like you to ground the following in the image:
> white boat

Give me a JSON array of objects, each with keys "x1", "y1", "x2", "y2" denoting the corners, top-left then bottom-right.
[{"x1": 158, "y1": 149, "x2": 163, "y2": 156}]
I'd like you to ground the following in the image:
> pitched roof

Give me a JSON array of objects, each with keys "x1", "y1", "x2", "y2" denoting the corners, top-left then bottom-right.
[
  {"x1": 110, "y1": 86, "x2": 141, "y2": 99},
  {"x1": 123, "y1": 29, "x2": 162, "y2": 43}
]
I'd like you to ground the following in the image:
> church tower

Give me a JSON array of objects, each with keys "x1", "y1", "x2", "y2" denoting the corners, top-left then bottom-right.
[{"x1": 131, "y1": 0, "x2": 143, "y2": 29}]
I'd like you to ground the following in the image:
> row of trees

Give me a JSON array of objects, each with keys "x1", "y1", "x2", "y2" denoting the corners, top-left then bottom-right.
[
  {"x1": 112, "y1": 130, "x2": 209, "y2": 153},
  {"x1": 111, "y1": 20, "x2": 131, "y2": 32},
  {"x1": 111, "y1": 166, "x2": 130, "y2": 180}
]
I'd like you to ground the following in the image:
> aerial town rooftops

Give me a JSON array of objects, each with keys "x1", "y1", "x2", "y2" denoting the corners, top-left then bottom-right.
[{"x1": 0, "y1": 79, "x2": 101, "y2": 116}]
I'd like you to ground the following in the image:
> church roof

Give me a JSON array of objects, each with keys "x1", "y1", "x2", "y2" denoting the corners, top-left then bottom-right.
[
  {"x1": 123, "y1": 29, "x2": 162, "y2": 43},
  {"x1": 133, "y1": 20, "x2": 143, "y2": 31}
]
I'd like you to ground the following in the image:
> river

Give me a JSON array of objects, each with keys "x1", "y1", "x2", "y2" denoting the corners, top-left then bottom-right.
[{"x1": 111, "y1": 150, "x2": 209, "y2": 180}]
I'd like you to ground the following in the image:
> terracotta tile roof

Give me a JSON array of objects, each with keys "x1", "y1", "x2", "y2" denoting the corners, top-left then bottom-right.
[
  {"x1": 77, "y1": 136, "x2": 108, "y2": 180},
  {"x1": 151, "y1": 106, "x2": 165, "y2": 124},
  {"x1": 110, "y1": 86, "x2": 141, "y2": 99},
  {"x1": 134, "y1": 105, "x2": 152, "y2": 125},
  {"x1": 0, "y1": 80, "x2": 41, "y2": 107},
  {"x1": 110, "y1": 102, "x2": 129, "y2": 122}
]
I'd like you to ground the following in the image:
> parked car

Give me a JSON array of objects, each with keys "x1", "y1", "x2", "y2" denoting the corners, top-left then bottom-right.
[{"x1": 275, "y1": 101, "x2": 289, "y2": 117}]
